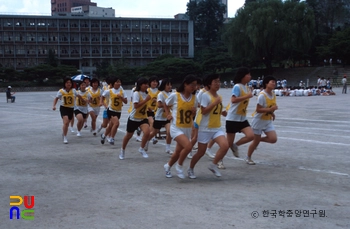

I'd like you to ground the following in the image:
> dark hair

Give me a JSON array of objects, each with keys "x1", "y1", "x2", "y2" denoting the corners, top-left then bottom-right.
[
  {"x1": 262, "y1": 76, "x2": 277, "y2": 89},
  {"x1": 111, "y1": 77, "x2": 122, "y2": 86},
  {"x1": 91, "y1": 78, "x2": 100, "y2": 87},
  {"x1": 234, "y1": 67, "x2": 250, "y2": 84},
  {"x1": 106, "y1": 77, "x2": 113, "y2": 86},
  {"x1": 63, "y1": 78, "x2": 73, "y2": 91},
  {"x1": 148, "y1": 76, "x2": 159, "y2": 87},
  {"x1": 78, "y1": 81, "x2": 87, "y2": 90},
  {"x1": 83, "y1": 77, "x2": 90, "y2": 82},
  {"x1": 176, "y1": 74, "x2": 197, "y2": 93},
  {"x1": 204, "y1": 73, "x2": 220, "y2": 89},
  {"x1": 136, "y1": 77, "x2": 149, "y2": 93},
  {"x1": 158, "y1": 78, "x2": 172, "y2": 91}
]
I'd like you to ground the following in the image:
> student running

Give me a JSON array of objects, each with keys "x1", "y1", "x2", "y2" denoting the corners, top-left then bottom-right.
[
  {"x1": 52, "y1": 78, "x2": 85, "y2": 144},
  {"x1": 246, "y1": 76, "x2": 278, "y2": 165},
  {"x1": 120, "y1": 77, "x2": 151, "y2": 160},
  {"x1": 189, "y1": 73, "x2": 229, "y2": 178},
  {"x1": 163, "y1": 75, "x2": 198, "y2": 179}
]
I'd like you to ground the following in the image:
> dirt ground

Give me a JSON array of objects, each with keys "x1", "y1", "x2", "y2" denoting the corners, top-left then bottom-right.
[{"x1": 1, "y1": 87, "x2": 349, "y2": 229}]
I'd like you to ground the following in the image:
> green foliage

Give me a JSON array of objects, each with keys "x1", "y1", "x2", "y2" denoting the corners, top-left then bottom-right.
[
  {"x1": 187, "y1": 0, "x2": 226, "y2": 47},
  {"x1": 47, "y1": 49, "x2": 58, "y2": 67},
  {"x1": 94, "y1": 61, "x2": 110, "y2": 79},
  {"x1": 200, "y1": 47, "x2": 233, "y2": 73},
  {"x1": 139, "y1": 57, "x2": 201, "y2": 82},
  {"x1": 323, "y1": 28, "x2": 350, "y2": 65},
  {"x1": 223, "y1": 0, "x2": 315, "y2": 74}
]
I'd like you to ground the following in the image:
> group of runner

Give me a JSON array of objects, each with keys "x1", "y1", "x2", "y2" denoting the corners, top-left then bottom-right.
[{"x1": 52, "y1": 67, "x2": 279, "y2": 179}]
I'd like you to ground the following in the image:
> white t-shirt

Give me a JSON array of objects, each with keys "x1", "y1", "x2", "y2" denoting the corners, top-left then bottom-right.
[
  {"x1": 196, "y1": 88, "x2": 207, "y2": 104},
  {"x1": 56, "y1": 88, "x2": 77, "y2": 107},
  {"x1": 129, "y1": 91, "x2": 148, "y2": 121},
  {"x1": 74, "y1": 90, "x2": 91, "y2": 114},
  {"x1": 166, "y1": 92, "x2": 198, "y2": 128},
  {"x1": 154, "y1": 91, "x2": 172, "y2": 121},
  {"x1": 226, "y1": 83, "x2": 250, "y2": 122},
  {"x1": 251, "y1": 91, "x2": 275, "y2": 130},
  {"x1": 342, "y1": 78, "x2": 347, "y2": 85},
  {"x1": 199, "y1": 91, "x2": 224, "y2": 132},
  {"x1": 102, "y1": 87, "x2": 127, "y2": 112}
]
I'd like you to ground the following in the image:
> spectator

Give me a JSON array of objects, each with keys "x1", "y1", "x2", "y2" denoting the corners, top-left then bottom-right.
[
  {"x1": 342, "y1": 75, "x2": 347, "y2": 94},
  {"x1": 6, "y1": 86, "x2": 16, "y2": 103}
]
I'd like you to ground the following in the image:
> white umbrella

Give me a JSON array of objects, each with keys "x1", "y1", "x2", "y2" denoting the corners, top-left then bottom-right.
[{"x1": 71, "y1": 74, "x2": 91, "y2": 81}]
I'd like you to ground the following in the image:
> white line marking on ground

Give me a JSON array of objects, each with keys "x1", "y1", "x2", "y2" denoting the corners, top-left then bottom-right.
[
  {"x1": 274, "y1": 125, "x2": 350, "y2": 133},
  {"x1": 224, "y1": 156, "x2": 349, "y2": 177},
  {"x1": 278, "y1": 136, "x2": 350, "y2": 146},
  {"x1": 277, "y1": 117, "x2": 350, "y2": 124}
]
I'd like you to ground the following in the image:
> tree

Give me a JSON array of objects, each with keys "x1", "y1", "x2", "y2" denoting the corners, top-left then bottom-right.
[
  {"x1": 223, "y1": 0, "x2": 315, "y2": 74},
  {"x1": 186, "y1": 0, "x2": 227, "y2": 47},
  {"x1": 140, "y1": 57, "x2": 201, "y2": 82},
  {"x1": 200, "y1": 47, "x2": 233, "y2": 73},
  {"x1": 324, "y1": 28, "x2": 350, "y2": 65},
  {"x1": 46, "y1": 49, "x2": 58, "y2": 67}
]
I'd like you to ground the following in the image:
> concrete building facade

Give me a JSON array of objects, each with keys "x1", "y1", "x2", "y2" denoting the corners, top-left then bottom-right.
[
  {"x1": 51, "y1": 0, "x2": 97, "y2": 14},
  {"x1": 0, "y1": 15, "x2": 194, "y2": 74}
]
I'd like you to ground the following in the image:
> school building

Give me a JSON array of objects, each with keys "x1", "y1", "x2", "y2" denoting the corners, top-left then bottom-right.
[{"x1": 0, "y1": 14, "x2": 194, "y2": 74}]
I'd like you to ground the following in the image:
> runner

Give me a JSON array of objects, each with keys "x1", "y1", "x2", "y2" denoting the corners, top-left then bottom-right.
[{"x1": 163, "y1": 75, "x2": 198, "y2": 178}]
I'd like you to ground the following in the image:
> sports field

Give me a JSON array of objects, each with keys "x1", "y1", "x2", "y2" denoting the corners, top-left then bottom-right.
[{"x1": 1, "y1": 87, "x2": 349, "y2": 228}]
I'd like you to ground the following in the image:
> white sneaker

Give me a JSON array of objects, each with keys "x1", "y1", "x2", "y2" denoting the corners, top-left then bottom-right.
[
  {"x1": 69, "y1": 127, "x2": 75, "y2": 133},
  {"x1": 175, "y1": 163, "x2": 185, "y2": 179},
  {"x1": 136, "y1": 136, "x2": 142, "y2": 142},
  {"x1": 208, "y1": 163, "x2": 222, "y2": 177},
  {"x1": 230, "y1": 144, "x2": 239, "y2": 157},
  {"x1": 119, "y1": 149, "x2": 125, "y2": 160},
  {"x1": 77, "y1": 131, "x2": 81, "y2": 137},
  {"x1": 164, "y1": 163, "x2": 172, "y2": 178},
  {"x1": 245, "y1": 157, "x2": 256, "y2": 165},
  {"x1": 63, "y1": 136, "x2": 68, "y2": 144},
  {"x1": 187, "y1": 150, "x2": 195, "y2": 159},
  {"x1": 192, "y1": 143, "x2": 198, "y2": 150},
  {"x1": 92, "y1": 131, "x2": 97, "y2": 136},
  {"x1": 109, "y1": 138, "x2": 115, "y2": 145},
  {"x1": 165, "y1": 149, "x2": 174, "y2": 155},
  {"x1": 187, "y1": 168, "x2": 196, "y2": 179},
  {"x1": 205, "y1": 148, "x2": 215, "y2": 159},
  {"x1": 84, "y1": 122, "x2": 88, "y2": 128},
  {"x1": 152, "y1": 138, "x2": 158, "y2": 144},
  {"x1": 138, "y1": 147, "x2": 149, "y2": 158}
]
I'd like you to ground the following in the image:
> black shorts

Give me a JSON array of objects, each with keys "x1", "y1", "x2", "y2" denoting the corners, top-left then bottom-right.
[
  {"x1": 74, "y1": 109, "x2": 88, "y2": 119},
  {"x1": 60, "y1": 106, "x2": 74, "y2": 120},
  {"x1": 107, "y1": 108, "x2": 121, "y2": 119},
  {"x1": 153, "y1": 120, "x2": 170, "y2": 130},
  {"x1": 147, "y1": 111, "x2": 155, "y2": 117},
  {"x1": 226, "y1": 120, "x2": 251, "y2": 133},
  {"x1": 126, "y1": 118, "x2": 149, "y2": 133}
]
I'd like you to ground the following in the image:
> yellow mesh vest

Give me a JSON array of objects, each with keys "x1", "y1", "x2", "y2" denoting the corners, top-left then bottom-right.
[
  {"x1": 134, "y1": 92, "x2": 148, "y2": 119},
  {"x1": 161, "y1": 91, "x2": 171, "y2": 118},
  {"x1": 236, "y1": 85, "x2": 250, "y2": 116},
  {"x1": 75, "y1": 91, "x2": 89, "y2": 107},
  {"x1": 194, "y1": 88, "x2": 207, "y2": 125},
  {"x1": 60, "y1": 89, "x2": 74, "y2": 108},
  {"x1": 260, "y1": 92, "x2": 277, "y2": 120},
  {"x1": 89, "y1": 88, "x2": 101, "y2": 108},
  {"x1": 128, "y1": 87, "x2": 136, "y2": 113},
  {"x1": 109, "y1": 89, "x2": 124, "y2": 111},
  {"x1": 147, "y1": 88, "x2": 160, "y2": 111},
  {"x1": 175, "y1": 92, "x2": 196, "y2": 128},
  {"x1": 207, "y1": 93, "x2": 223, "y2": 129}
]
